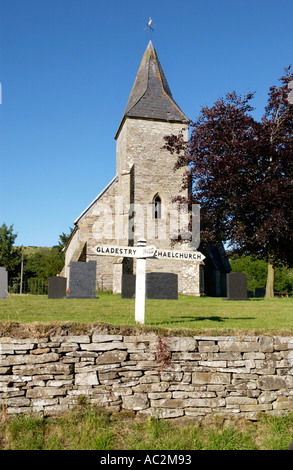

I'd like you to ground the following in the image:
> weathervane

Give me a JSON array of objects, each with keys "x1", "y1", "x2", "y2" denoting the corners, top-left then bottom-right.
[{"x1": 145, "y1": 17, "x2": 156, "y2": 39}]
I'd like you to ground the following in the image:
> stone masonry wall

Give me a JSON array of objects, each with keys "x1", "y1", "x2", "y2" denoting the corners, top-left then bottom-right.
[{"x1": 1, "y1": 331, "x2": 293, "y2": 420}]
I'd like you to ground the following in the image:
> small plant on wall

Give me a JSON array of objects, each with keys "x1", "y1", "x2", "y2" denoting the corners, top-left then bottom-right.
[{"x1": 155, "y1": 337, "x2": 171, "y2": 375}]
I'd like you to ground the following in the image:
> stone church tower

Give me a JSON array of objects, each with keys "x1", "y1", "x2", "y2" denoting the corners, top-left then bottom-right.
[{"x1": 64, "y1": 41, "x2": 230, "y2": 296}]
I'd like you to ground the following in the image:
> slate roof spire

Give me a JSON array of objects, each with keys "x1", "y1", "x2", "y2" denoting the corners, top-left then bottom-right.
[{"x1": 115, "y1": 40, "x2": 188, "y2": 138}]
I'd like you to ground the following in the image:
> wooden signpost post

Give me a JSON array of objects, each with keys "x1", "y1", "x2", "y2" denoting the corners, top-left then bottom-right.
[{"x1": 93, "y1": 240, "x2": 205, "y2": 325}]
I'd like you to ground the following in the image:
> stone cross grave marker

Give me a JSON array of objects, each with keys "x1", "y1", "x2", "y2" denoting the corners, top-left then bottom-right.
[{"x1": 93, "y1": 240, "x2": 205, "y2": 324}]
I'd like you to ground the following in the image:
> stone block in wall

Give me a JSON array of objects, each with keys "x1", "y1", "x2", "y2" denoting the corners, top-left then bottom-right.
[
  {"x1": 257, "y1": 375, "x2": 287, "y2": 390},
  {"x1": 26, "y1": 387, "x2": 67, "y2": 398},
  {"x1": 160, "y1": 371, "x2": 183, "y2": 382},
  {"x1": 80, "y1": 341, "x2": 127, "y2": 352},
  {"x1": 226, "y1": 396, "x2": 258, "y2": 407},
  {"x1": 13, "y1": 363, "x2": 74, "y2": 376},
  {"x1": 92, "y1": 334, "x2": 123, "y2": 342},
  {"x1": 122, "y1": 393, "x2": 149, "y2": 411},
  {"x1": 272, "y1": 397, "x2": 293, "y2": 410},
  {"x1": 259, "y1": 336, "x2": 274, "y2": 353},
  {"x1": 2, "y1": 397, "x2": 31, "y2": 408},
  {"x1": 50, "y1": 335, "x2": 91, "y2": 344},
  {"x1": 75, "y1": 372, "x2": 99, "y2": 386},
  {"x1": 141, "y1": 408, "x2": 185, "y2": 419},
  {"x1": 99, "y1": 371, "x2": 120, "y2": 384},
  {"x1": 96, "y1": 350, "x2": 128, "y2": 365},
  {"x1": 192, "y1": 371, "x2": 231, "y2": 385},
  {"x1": 0, "y1": 337, "x2": 37, "y2": 351},
  {"x1": 254, "y1": 359, "x2": 276, "y2": 375},
  {"x1": 150, "y1": 398, "x2": 184, "y2": 409},
  {"x1": 2, "y1": 353, "x2": 60, "y2": 366},
  {"x1": 274, "y1": 336, "x2": 293, "y2": 351},
  {"x1": 218, "y1": 340, "x2": 259, "y2": 352},
  {"x1": 163, "y1": 337, "x2": 197, "y2": 352}
]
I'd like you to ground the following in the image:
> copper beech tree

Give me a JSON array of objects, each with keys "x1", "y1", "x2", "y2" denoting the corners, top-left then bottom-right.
[{"x1": 164, "y1": 68, "x2": 293, "y2": 298}]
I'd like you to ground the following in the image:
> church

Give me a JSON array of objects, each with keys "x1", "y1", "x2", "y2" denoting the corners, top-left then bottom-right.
[{"x1": 63, "y1": 40, "x2": 230, "y2": 296}]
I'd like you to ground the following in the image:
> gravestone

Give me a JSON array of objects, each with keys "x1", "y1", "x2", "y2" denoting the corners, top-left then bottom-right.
[
  {"x1": 146, "y1": 272, "x2": 178, "y2": 300},
  {"x1": 67, "y1": 261, "x2": 97, "y2": 299},
  {"x1": 121, "y1": 272, "x2": 178, "y2": 300},
  {"x1": 226, "y1": 272, "x2": 250, "y2": 301},
  {"x1": 48, "y1": 276, "x2": 67, "y2": 299},
  {"x1": 121, "y1": 274, "x2": 136, "y2": 299},
  {"x1": 255, "y1": 288, "x2": 265, "y2": 298},
  {"x1": 0, "y1": 267, "x2": 8, "y2": 299}
]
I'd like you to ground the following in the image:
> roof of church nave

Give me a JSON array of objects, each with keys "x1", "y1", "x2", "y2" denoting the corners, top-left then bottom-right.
[{"x1": 115, "y1": 40, "x2": 188, "y2": 138}]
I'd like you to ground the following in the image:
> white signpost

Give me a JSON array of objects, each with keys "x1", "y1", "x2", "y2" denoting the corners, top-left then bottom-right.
[
  {"x1": 93, "y1": 240, "x2": 205, "y2": 325},
  {"x1": 134, "y1": 239, "x2": 155, "y2": 324}
]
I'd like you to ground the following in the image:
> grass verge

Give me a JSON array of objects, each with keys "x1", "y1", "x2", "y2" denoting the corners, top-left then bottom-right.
[{"x1": 1, "y1": 404, "x2": 293, "y2": 450}]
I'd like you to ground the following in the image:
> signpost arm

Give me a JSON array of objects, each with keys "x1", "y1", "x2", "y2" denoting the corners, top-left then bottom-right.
[{"x1": 135, "y1": 239, "x2": 147, "y2": 324}]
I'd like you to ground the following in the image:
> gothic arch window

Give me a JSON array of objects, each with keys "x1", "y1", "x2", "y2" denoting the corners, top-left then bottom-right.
[{"x1": 153, "y1": 194, "x2": 162, "y2": 219}]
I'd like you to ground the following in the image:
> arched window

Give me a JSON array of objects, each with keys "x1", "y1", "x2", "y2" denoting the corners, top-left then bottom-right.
[{"x1": 153, "y1": 194, "x2": 162, "y2": 219}]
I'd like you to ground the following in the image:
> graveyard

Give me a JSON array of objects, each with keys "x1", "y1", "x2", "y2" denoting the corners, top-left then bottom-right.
[
  {"x1": 1, "y1": 256, "x2": 293, "y2": 333},
  {"x1": 1, "y1": 292, "x2": 293, "y2": 334}
]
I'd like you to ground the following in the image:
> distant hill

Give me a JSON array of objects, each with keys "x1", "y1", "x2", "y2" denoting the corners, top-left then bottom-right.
[{"x1": 16, "y1": 246, "x2": 56, "y2": 255}]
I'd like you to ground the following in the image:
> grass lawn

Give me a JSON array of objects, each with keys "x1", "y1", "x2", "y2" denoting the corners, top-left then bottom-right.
[{"x1": 0, "y1": 293, "x2": 293, "y2": 335}]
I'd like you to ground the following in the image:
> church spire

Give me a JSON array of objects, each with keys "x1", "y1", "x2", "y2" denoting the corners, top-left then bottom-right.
[{"x1": 115, "y1": 41, "x2": 188, "y2": 138}]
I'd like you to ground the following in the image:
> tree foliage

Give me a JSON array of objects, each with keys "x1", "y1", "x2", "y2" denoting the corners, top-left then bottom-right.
[
  {"x1": 0, "y1": 223, "x2": 21, "y2": 276},
  {"x1": 164, "y1": 68, "x2": 293, "y2": 296},
  {"x1": 0, "y1": 224, "x2": 71, "y2": 294},
  {"x1": 23, "y1": 246, "x2": 64, "y2": 279},
  {"x1": 230, "y1": 255, "x2": 293, "y2": 294},
  {"x1": 58, "y1": 227, "x2": 74, "y2": 250}
]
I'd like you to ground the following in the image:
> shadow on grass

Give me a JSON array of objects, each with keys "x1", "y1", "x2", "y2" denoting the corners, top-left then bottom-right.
[{"x1": 151, "y1": 315, "x2": 256, "y2": 325}]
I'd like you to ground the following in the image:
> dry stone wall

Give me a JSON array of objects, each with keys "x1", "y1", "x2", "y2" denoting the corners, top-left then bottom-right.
[{"x1": 1, "y1": 331, "x2": 293, "y2": 420}]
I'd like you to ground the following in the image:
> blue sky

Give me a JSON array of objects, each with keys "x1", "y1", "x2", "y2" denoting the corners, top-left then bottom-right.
[{"x1": 1, "y1": 0, "x2": 293, "y2": 247}]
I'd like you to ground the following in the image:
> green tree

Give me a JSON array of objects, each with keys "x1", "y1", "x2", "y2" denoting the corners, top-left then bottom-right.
[
  {"x1": 58, "y1": 228, "x2": 74, "y2": 250},
  {"x1": 43, "y1": 246, "x2": 65, "y2": 278},
  {"x1": 0, "y1": 223, "x2": 21, "y2": 277},
  {"x1": 230, "y1": 255, "x2": 293, "y2": 294},
  {"x1": 164, "y1": 68, "x2": 293, "y2": 298},
  {"x1": 24, "y1": 247, "x2": 64, "y2": 279},
  {"x1": 229, "y1": 255, "x2": 267, "y2": 292}
]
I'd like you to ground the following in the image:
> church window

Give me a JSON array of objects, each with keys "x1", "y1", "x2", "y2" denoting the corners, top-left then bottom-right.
[{"x1": 153, "y1": 194, "x2": 162, "y2": 219}]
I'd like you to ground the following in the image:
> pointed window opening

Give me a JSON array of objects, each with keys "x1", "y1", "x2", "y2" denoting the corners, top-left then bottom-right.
[{"x1": 153, "y1": 194, "x2": 162, "y2": 219}]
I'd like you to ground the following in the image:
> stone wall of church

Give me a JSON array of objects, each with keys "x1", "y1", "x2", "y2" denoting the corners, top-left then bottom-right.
[
  {"x1": 64, "y1": 229, "x2": 79, "y2": 285},
  {"x1": 64, "y1": 179, "x2": 119, "y2": 293},
  {"x1": 83, "y1": 179, "x2": 118, "y2": 292},
  {"x1": 116, "y1": 118, "x2": 189, "y2": 247}
]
